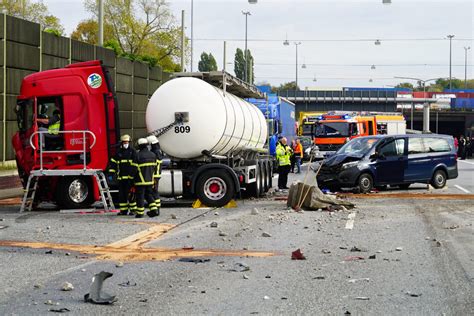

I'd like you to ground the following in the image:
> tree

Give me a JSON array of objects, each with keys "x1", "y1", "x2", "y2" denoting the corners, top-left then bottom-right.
[
  {"x1": 395, "y1": 82, "x2": 414, "y2": 90},
  {"x1": 82, "y1": 0, "x2": 185, "y2": 72},
  {"x1": 234, "y1": 48, "x2": 245, "y2": 80},
  {"x1": 272, "y1": 81, "x2": 299, "y2": 93},
  {"x1": 71, "y1": 19, "x2": 114, "y2": 45},
  {"x1": 0, "y1": 0, "x2": 64, "y2": 34},
  {"x1": 198, "y1": 52, "x2": 218, "y2": 72},
  {"x1": 234, "y1": 48, "x2": 255, "y2": 83}
]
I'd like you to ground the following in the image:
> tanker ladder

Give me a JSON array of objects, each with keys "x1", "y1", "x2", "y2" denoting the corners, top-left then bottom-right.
[{"x1": 20, "y1": 169, "x2": 115, "y2": 212}]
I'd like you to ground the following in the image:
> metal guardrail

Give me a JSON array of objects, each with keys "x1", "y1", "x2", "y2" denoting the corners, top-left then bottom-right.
[{"x1": 29, "y1": 130, "x2": 97, "y2": 172}]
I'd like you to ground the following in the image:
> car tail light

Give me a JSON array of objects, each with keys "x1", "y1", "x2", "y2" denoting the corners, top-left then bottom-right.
[{"x1": 239, "y1": 175, "x2": 244, "y2": 183}]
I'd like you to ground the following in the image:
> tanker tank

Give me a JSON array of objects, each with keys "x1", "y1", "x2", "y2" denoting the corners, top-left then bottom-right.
[{"x1": 146, "y1": 77, "x2": 267, "y2": 159}]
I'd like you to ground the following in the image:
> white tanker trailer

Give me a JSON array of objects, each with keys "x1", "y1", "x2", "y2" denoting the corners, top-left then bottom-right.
[{"x1": 146, "y1": 77, "x2": 274, "y2": 207}]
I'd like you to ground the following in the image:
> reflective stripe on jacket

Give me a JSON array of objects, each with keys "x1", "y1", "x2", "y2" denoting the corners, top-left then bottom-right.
[
  {"x1": 276, "y1": 143, "x2": 292, "y2": 166},
  {"x1": 109, "y1": 147, "x2": 137, "y2": 180},
  {"x1": 150, "y1": 143, "x2": 163, "y2": 179},
  {"x1": 133, "y1": 148, "x2": 157, "y2": 186},
  {"x1": 48, "y1": 115, "x2": 61, "y2": 135}
]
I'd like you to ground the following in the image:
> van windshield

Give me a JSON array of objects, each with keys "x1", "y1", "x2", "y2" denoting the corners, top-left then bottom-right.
[{"x1": 337, "y1": 137, "x2": 379, "y2": 155}]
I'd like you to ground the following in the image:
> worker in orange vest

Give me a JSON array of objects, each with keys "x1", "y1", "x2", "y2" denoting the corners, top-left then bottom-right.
[{"x1": 293, "y1": 138, "x2": 303, "y2": 174}]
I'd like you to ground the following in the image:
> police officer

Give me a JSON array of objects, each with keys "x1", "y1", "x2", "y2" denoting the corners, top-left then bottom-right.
[
  {"x1": 146, "y1": 135, "x2": 163, "y2": 211},
  {"x1": 109, "y1": 134, "x2": 137, "y2": 215},
  {"x1": 133, "y1": 138, "x2": 159, "y2": 218},
  {"x1": 276, "y1": 137, "x2": 293, "y2": 190}
]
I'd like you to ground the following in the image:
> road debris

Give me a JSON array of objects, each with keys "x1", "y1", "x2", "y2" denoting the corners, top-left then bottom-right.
[
  {"x1": 355, "y1": 297, "x2": 370, "y2": 300},
  {"x1": 45, "y1": 300, "x2": 58, "y2": 306},
  {"x1": 115, "y1": 262, "x2": 124, "y2": 268},
  {"x1": 287, "y1": 182, "x2": 355, "y2": 211},
  {"x1": 405, "y1": 291, "x2": 422, "y2": 297},
  {"x1": 263, "y1": 296, "x2": 270, "y2": 300},
  {"x1": 210, "y1": 222, "x2": 218, "y2": 228},
  {"x1": 313, "y1": 276, "x2": 325, "y2": 280},
  {"x1": 218, "y1": 231, "x2": 228, "y2": 237},
  {"x1": 49, "y1": 308, "x2": 70, "y2": 313},
  {"x1": 179, "y1": 258, "x2": 211, "y2": 263},
  {"x1": 350, "y1": 246, "x2": 368, "y2": 252},
  {"x1": 344, "y1": 256, "x2": 365, "y2": 261},
  {"x1": 395, "y1": 247, "x2": 403, "y2": 251},
  {"x1": 118, "y1": 281, "x2": 137, "y2": 287},
  {"x1": 251, "y1": 208, "x2": 259, "y2": 215},
  {"x1": 171, "y1": 214, "x2": 177, "y2": 219},
  {"x1": 348, "y1": 278, "x2": 370, "y2": 283},
  {"x1": 231, "y1": 262, "x2": 250, "y2": 272},
  {"x1": 445, "y1": 225, "x2": 459, "y2": 230},
  {"x1": 291, "y1": 248, "x2": 306, "y2": 260},
  {"x1": 261, "y1": 232, "x2": 272, "y2": 237},
  {"x1": 243, "y1": 274, "x2": 249, "y2": 279},
  {"x1": 61, "y1": 282, "x2": 74, "y2": 291},
  {"x1": 321, "y1": 249, "x2": 331, "y2": 254},
  {"x1": 84, "y1": 271, "x2": 117, "y2": 305}
]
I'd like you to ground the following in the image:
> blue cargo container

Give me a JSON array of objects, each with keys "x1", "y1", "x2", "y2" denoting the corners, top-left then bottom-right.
[
  {"x1": 247, "y1": 94, "x2": 297, "y2": 156},
  {"x1": 450, "y1": 98, "x2": 474, "y2": 109}
]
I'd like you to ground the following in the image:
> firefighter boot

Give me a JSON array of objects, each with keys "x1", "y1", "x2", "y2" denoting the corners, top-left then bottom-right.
[{"x1": 147, "y1": 208, "x2": 160, "y2": 218}]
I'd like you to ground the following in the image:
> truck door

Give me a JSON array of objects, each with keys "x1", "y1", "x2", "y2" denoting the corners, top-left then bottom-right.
[{"x1": 374, "y1": 138, "x2": 407, "y2": 185}]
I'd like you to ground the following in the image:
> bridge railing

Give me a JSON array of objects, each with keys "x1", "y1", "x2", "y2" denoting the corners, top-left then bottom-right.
[{"x1": 277, "y1": 90, "x2": 397, "y2": 100}]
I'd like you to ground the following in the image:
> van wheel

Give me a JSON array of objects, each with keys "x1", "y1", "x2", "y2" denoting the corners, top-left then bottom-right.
[
  {"x1": 196, "y1": 170, "x2": 235, "y2": 207},
  {"x1": 57, "y1": 177, "x2": 94, "y2": 209},
  {"x1": 357, "y1": 173, "x2": 373, "y2": 194},
  {"x1": 431, "y1": 170, "x2": 447, "y2": 189}
]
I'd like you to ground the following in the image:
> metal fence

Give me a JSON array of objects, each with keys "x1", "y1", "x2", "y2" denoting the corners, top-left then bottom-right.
[{"x1": 1, "y1": 14, "x2": 170, "y2": 163}]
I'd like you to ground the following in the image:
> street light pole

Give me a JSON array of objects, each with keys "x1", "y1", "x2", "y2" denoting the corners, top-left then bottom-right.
[
  {"x1": 295, "y1": 42, "x2": 301, "y2": 90},
  {"x1": 464, "y1": 46, "x2": 471, "y2": 89},
  {"x1": 98, "y1": 0, "x2": 104, "y2": 46},
  {"x1": 242, "y1": 11, "x2": 251, "y2": 83},
  {"x1": 447, "y1": 35, "x2": 455, "y2": 90},
  {"x1": 191, "y1": 0, "x2": 194, "y2": 72}
]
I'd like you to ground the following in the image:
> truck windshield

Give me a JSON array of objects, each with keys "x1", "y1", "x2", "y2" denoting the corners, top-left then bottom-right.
[
  {"x1": 337, "y1": 137, "x2": 379, "y2": 155},
  {"x1": 301, "y1": 123, "x2": 313, "y2": 136},
  {"x1": 314, "y1": 122, "x2": 349, "y2": 137},
  {"x1": 15, "y1": 99, "x2": 33, "y2": 132}
]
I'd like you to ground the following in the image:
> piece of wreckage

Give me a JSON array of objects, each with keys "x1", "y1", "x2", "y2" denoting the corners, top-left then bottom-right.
[{"x1": 287, "y1": 181, "x2": 355, "y2": 211}]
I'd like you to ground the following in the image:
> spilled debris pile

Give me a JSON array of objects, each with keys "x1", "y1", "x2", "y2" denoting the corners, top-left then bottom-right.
[{"x1": 287, "y1": 182, "x2": 355, "y2": 211}]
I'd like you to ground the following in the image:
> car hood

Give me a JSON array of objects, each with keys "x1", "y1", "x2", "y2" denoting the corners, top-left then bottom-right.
[{"x1": 323, "y1": 153, "x2": 362, "y2": 167}]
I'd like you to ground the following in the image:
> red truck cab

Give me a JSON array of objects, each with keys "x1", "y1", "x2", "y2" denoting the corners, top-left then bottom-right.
[{"x1": 12, "y1": 61, "x2": 119, "y2": 208}]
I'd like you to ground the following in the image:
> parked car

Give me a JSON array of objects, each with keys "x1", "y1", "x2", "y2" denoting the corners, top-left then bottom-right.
[{"x1": 317, "y1": 134, "x2": 458, "y2": 193}]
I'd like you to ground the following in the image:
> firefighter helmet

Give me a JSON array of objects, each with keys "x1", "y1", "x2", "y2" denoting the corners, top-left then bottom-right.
[
  {"x1": 146, "y1": 135, "x2": 159, "y2": 145},
  {"x1": 137, "y1": 138, "x2": 148, "y2": 146},
  {"x1": 120, "y1": 134, "x2": 131, "y2": 142}
]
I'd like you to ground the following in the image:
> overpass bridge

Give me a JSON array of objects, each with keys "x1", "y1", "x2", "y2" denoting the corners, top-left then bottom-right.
[{"x1": 276, "y1": 90, "x2": 474, "y2": 137}]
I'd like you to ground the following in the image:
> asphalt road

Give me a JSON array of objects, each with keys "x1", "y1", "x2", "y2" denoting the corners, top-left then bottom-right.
[{"x1": 0, "y1": 168, "x2": 472, "y2": 315}]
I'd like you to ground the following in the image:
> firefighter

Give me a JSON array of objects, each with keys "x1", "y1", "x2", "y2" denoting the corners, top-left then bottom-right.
[
  {"x1": 133, "y1": 138, "x2": 159, "y2": 218},
  {"x1": 146, "y1": 135, "x2": 163, "y2": 211},
  {"x1": 276, "y1": 137, "x2": 293, "y2": 190},
  {"x1": 109, "y1": 134, "x2": 137, "y2": 216}
]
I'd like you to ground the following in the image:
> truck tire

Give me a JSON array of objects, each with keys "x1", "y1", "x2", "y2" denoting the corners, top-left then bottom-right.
[
  {"x1": 247, "y1": 162, "x2": 262, "y2": 198},
  {"x1": 258, "y1": 162, "x2": 265, "y2": 196},
  {"x1": 57, "y1": 176, "x2": 94, "y2": 209},
  {"x1": 262, "y1": 161, "x2": 269, "y2": 192},
  {"x1": 267, "y1": 162, "x2": 273, "y2": 190},
  {"x1": 357, "y1": 173, "x2": 373, "y2": 194},
  {"x1": 430, "y1": 169, "x2": 447, "y2": 189},
  {"x1": 196, "y1": 170, "x2": 235, "y2": 207}
]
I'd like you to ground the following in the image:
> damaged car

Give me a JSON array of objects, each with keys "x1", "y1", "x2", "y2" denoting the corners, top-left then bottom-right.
[{"x1": 317, "y1": 134, "x2": 458, "y2": 193}]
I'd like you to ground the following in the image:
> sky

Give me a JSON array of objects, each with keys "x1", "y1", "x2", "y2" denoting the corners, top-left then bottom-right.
[{"x1": 44, "y1": 0, "x2": 473, "y2": 89}]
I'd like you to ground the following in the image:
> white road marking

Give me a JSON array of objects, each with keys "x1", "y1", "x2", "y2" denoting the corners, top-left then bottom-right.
[
  {"x1": 454, "y1": 185, "x2": 471, "y2": 194},
  {"x1": 345, "y1": 212, "x2": 356, "y2": 230},
  {"x1": 458, "y1": 160, "x2": 474, "y2": 165}
]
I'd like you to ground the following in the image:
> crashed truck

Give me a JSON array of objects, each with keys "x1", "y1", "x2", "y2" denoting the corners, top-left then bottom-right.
[{"x1": 12, "y1": 61, "x2": 274, "y2": 210}]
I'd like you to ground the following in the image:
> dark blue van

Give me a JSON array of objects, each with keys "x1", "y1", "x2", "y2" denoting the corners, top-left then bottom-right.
[{"x1": 317, "y1": 134, "x2": 458, "y2": 193}]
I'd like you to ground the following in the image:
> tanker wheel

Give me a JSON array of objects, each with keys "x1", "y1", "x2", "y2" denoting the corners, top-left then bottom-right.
[
  {"x1": 57, "y1": 176, "x2": 94, "y2": 209},
  {"x1": 267, "y1": 162, "x2": 273, "y2": 190},
  {"x1": 258, "y1": 162, "x2": 265, "y2": 196},
  {"x1": 262, "y1": 161, "x2": 269, "y2": 192},
  {"x1": 196, "y1": 170, "x2": 235, "y2": 208},
  {"x1": 247, "y1": 163, "x2": 262, "y2": 198}
]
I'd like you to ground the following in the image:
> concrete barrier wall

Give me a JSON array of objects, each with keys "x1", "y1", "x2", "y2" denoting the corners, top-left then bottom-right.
[{"x1": 1, "y1": 14, "x2": 172, "y2": 162}]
